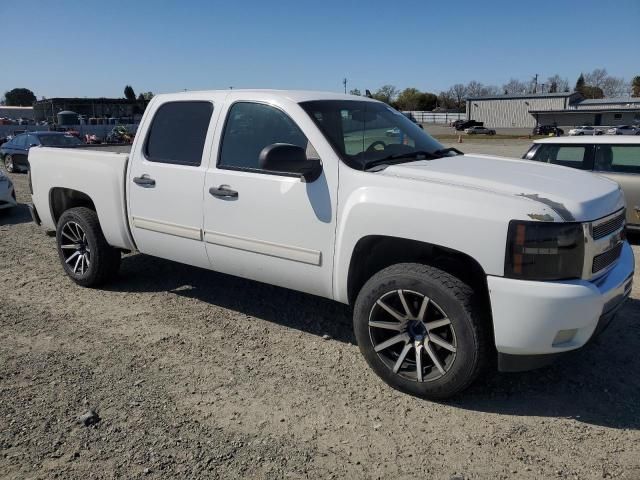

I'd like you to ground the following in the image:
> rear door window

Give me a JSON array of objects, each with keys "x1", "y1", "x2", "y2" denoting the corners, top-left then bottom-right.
[
  {"x1": 14, "y1": 135, "x2": 27, "y2": 149},
  {"x1": 145, "y1": 101, "x2": 213, "y2": 166},
  {"x1": 595, "y1": 145, "x2": 640, "y2": 174},
  {"x1": 532, "y1": 144, "x2": 592, "y2": 170}
]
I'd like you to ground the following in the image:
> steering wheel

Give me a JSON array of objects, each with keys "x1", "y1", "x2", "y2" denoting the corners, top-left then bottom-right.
[{"x1": 366, "y1": 141, "x2": 387, "y2": 152}]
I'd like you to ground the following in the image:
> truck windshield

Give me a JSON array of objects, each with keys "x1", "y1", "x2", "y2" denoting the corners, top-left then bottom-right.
[{"x1": 299, "y1": 100, "x2": 460, "y2": 170}]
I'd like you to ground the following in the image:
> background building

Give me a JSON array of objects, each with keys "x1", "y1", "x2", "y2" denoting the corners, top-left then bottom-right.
[
  {"x1": 466, "y1": 92, "x2": 581, "y2": 128},
  {"x1": 32, "y1": 97, "x2": 140, "y2": 123},
  {"x1": 467, "y1": 92, "x2": 640, "y2": 129},
  {"x1": 530, "y1": 97, "x2": 640, "y2": 128},
  {"x1": 0, "y1": 106, "x2": 35, "y2": 121}
]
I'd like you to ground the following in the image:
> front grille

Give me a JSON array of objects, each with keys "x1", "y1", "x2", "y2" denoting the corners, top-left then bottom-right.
[
  {"x1": 592, "y1": 210, "x2": 625, "y2": 240},
  {"x1": 592, "y1": 243, "x2": 623, "y2": 274}
]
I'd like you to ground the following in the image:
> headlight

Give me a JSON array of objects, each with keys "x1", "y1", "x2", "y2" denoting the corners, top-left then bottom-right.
[{"x1": 505, "y1": 221, "x2": 584, "y2": 280}]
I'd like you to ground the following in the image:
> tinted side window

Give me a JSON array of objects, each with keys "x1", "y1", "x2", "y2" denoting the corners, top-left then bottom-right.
[
  {"x1": 533, "y1": 144, "x2": 590, "y2": 170},
  {"x1": 219, "y1": 102, "x2": 310, "y2": 170},
  {"x1": 595, "y1": 145, "x2": 640, "y2": 174},
  {"x1": 14, "y1": 135, "x2": 27, "y2": 148},
  {"x1": 145, "y1": 101, "x2": 213, "y2": 166},
  {"x1": 27, "y1": 135, "x2": 39, "y2": 146}
]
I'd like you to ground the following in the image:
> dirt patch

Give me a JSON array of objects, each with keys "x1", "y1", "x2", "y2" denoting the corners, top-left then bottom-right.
[{"x1": 1, "y1": 172, "x2": 639, "y2": 479}]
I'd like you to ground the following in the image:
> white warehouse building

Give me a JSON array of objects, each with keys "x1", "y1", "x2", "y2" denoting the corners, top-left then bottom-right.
[
  {"x1": 466, "y1": 92, "x2": 640, "y2": 129},
  {"x1": 466, "y1": 92, "x2": 581, "y2": 128}
]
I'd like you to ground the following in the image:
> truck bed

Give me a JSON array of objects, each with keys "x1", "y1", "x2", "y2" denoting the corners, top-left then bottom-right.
[{"x1": 29, "y1": 146, "x2": 135, "y2": 251}]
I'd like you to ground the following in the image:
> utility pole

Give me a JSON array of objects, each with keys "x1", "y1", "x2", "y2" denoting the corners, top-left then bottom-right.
[{"x1": 342, "y1": 78, "x2": 347, "y2": 94}]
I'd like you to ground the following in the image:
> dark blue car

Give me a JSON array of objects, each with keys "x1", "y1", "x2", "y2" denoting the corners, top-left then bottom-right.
[{"x1": 1, "y1": 132, "x2": 84, "y2": 173}]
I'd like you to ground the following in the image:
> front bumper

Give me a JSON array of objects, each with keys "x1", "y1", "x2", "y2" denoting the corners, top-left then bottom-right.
[{"x1": 488, "y1": 241, "x2": 634, "y2": 364}]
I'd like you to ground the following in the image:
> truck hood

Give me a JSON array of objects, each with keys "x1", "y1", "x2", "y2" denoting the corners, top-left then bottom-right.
[{"x1": 381, "y1": 154, "x2": 623, "y2": 222}]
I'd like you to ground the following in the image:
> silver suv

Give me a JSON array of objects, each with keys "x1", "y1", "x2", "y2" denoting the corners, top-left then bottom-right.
[{"x1": 524, "y1": 136, "x2": 640, "y2": 230}]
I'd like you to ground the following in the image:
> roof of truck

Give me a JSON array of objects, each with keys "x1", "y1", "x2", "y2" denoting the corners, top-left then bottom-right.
[
  {"x1": 156, "y1": 89, "x2": 380, "y2": 103},
  {"x1": 533, "y1": 135, "x2": 640, "y2": 145}
]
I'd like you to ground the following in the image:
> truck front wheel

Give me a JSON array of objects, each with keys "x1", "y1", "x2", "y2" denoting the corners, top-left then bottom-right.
[
  {"x1": 353, "y1": 263, "x2": 490, "y2": 399},
  {"x1": 55, "y1": 207, "x2": 121, "y2": 287}
]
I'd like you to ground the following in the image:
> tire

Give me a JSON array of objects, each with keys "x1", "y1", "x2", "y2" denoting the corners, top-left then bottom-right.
[
  {"x1": 4, "y1": 154, "x2": 14, "y2": 173},
  {"x1": 55, "y1": 207, "x2": 120, "y2": 287},
  {"x1": 353, "y1": 263, "x2": 490, "y2": 400}
]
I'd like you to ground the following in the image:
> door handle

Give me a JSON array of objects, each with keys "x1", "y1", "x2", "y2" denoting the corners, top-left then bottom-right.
[
  {"x1": 209, "y1": 185, "x2": 238, "y2": 199},
  {"x1": 133, "y1": 174, "x2": 156, "y2": 188}
]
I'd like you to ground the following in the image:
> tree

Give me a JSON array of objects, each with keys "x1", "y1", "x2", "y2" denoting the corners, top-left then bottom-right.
[
  {"x1": 124, "y1": 85, "x2": 136, "y2": 101},
  {"x1": 584, "y1": 68, "x2": 608, "y2": 88},
  {"x1": 372, "y1": 85, "x2": 398, "y2": 104},
  {"x1": 582, "y1": 86, "x2": 604, "y2": 99},
  {"x1": 601, "y1": 76, "x2": 627, "y2": 97},
  {"x1": 546, "y1": 75, "x2": 569, "y2": 93},
  {"x1": 632, "y1": 76, "x2": 640, "y2": 97},
  {"x1": 465, "y1": 81, "x2": 484, "y2": 98},
  {"x1": 349, "y1": 88, "x2": 361, "y2": 96},
  {"x1": 416, "y1": 92, "x2": 437, "y2": 111},
  {"x1": 4, "y1": 88, "x2": 36, "y2": 106},
  {"x1": 449, "y1": 84, "x2": 467, "y2": 108},
  {"x1": 575, "y1": 74, "x2": 586, "y2": 94},
  {"x1": 396, "y1": 88, "x2": 422, "y2": 110},
  {"x1": 437, "y1": 91, "x2": 456, "y2": 110},
  {"x1": 502, "y1": 78, "x2": 527, "y2": 95}
]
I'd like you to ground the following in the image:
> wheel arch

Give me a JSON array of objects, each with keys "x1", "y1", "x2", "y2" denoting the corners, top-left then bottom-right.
[
  {"x1": 49, "y1": 187, "x2": 96, "y2": 226},
  {"x1": 346, "y1": 235, "x2": 492, "y2": 313}
]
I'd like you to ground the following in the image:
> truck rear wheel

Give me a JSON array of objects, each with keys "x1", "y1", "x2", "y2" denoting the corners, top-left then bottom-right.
[
  {"x1": 353, "y1": 263, "x2": 490, "y2": 400},
  {"x1": 55, "y1": 207, "x2": 120, "y2": 287}
]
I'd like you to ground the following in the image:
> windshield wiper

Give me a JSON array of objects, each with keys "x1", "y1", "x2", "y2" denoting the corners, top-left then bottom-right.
[
  {"x1": 433, "y1": 147, "x2": 463, "y2": 156},
  {"x1": 363, "y1": 150, "x2": 439, "y2": 171}
]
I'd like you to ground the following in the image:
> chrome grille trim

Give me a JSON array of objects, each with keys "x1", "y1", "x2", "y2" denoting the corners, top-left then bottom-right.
[
  {"x1": 592, "y1": 210, "x2": 625, "y2": 240},
  {"x1": 592, "y1": 243, "x2": 623, "y2": 274},
  {"x1": 582, "y1": 209, "x2": 626, "y2": 280}
]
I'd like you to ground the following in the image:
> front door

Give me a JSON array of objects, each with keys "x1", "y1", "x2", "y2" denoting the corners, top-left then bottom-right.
[
  {"x1": 202, "y1": 95, "x2": 338, "y2": 298},
  {"x1": 127, "y1": 98, "x2": 218, "y2": 269}
]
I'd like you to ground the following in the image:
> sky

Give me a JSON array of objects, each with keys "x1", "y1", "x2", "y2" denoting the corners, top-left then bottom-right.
[{"x1": 2, "y1": 0, "x2": 638, "y2": 99}]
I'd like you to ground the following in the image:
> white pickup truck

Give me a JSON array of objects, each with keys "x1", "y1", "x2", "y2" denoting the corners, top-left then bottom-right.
[{"x1": 28, "y1": 90, "x2": 634, "y2": 399}]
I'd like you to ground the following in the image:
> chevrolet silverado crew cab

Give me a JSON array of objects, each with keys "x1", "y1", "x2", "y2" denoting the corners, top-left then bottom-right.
[{"x1": 28, "y1": 90, "x2": 634, "y2": 399}]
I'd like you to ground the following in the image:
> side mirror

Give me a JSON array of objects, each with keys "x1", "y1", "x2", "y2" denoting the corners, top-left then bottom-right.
[{"x1": 259, "y1": 143, "x2": 322, "y2": 182}]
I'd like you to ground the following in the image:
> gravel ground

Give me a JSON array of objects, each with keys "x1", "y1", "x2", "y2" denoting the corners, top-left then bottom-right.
[{"x1": 1, "y1": 170, "x2": 639, "y2": 480}]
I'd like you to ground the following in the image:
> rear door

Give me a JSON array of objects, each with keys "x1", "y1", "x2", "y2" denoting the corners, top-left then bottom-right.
[
  {"x1": 127, "y1": 97, "x2": 221, "y2": 269},
  {"x1": 594, "y1": 144, "x2": 640, "y2": 227}
]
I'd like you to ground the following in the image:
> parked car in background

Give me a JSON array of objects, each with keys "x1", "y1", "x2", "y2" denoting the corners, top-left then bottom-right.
[
  {"x1": 0, "y1": 131, "x2": 85, "y2": 173},
  {"x1": 533, "y1": 125, "x2": 564, "y2": 136},
  {"x1": 568, "y1": 125, "x2": 603, "y2": 136},
  {"x1": 450, "y1": 119, "x2": 465, "y2": 128},
  {"x1": 464, "y1": 126, "x2": 496, "y2": 135},
  {"x1": 0, "y1": 169, "x2": 17, "y2": 211},
  {"x1": 524, "y1": 136, "x2": 640, "y2": 231},
  {"x1": 28, "y1": 89, "x2": 634, "y2": 399},
  {"x1": 606, "y1": 125, "x2": 640, "y2": 136},
  {"x1": 454, "y1": 120, "x2": 483, "y2": 131}
]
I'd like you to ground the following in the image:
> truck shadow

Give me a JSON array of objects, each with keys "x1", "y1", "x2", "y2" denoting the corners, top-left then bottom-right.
[
  {"x1": 452, "y1": 297, "x2": 640, "y2": 430},
  {"x1": 111, "y1": 253, "x2": 639, "y2": 429},
  {"x1": 111, "y1": 253, "x2": 355, "y2": 344},
  {"x1": 0, "y1": 203, "x2": 32, "y2": 226}
]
